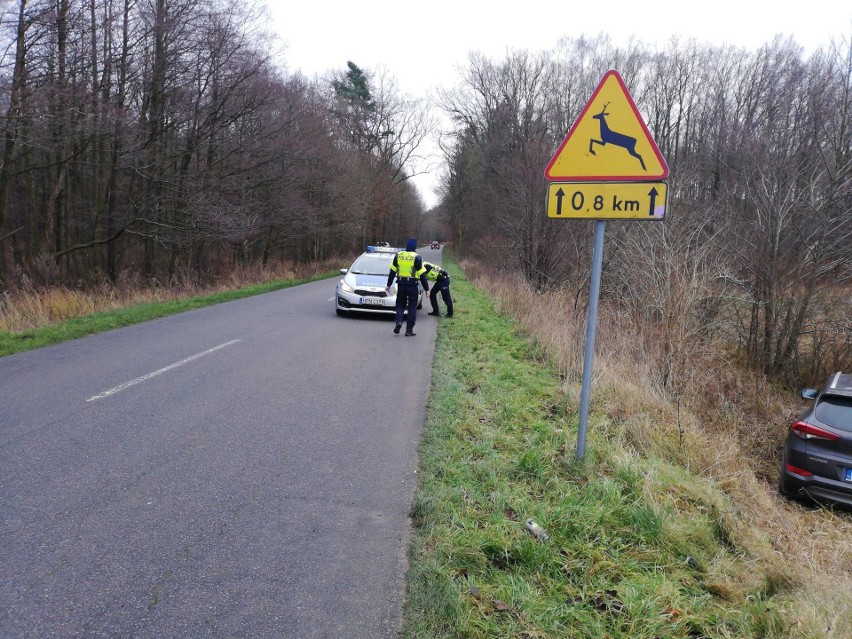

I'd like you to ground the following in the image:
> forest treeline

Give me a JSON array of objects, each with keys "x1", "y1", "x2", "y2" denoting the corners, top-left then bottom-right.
[
  {"x1": 436, "y1": 34, "x2": 851, "y2": 388},
  {"x1": 0, "y1": 0, "x2": 432, "y2": 286},
  {"x1": 0, "y1": 0, "x2": 849, "y2": 387}
]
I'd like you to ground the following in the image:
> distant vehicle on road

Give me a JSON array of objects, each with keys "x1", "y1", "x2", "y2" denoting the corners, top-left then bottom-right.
[
  {"x1": 430, "y1": 241, "x2": 440, "y2": 249},
  {"x1": 779, "y1": 371, "x2": 852, "y2": 509},
  {"x1": 335, "y1": 246, "x2": 423, "y2": 316}
]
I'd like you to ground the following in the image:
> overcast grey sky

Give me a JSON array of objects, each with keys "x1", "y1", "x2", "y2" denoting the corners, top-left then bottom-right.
[{"x1": 268, "y1": 0, "x2": 850, "y2": 208}]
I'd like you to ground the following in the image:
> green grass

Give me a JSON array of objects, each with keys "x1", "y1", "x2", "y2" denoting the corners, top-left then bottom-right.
[
  {"x1": 0, "y1": 272, "x2": 337, "y2": 357},
  {"x1": 402, "y1": 256, "x2": 792, "y2": 639}
]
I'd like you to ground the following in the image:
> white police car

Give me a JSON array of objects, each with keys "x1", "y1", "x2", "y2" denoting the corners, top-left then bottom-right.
[{"x1": 335, "y1": 246, "x2": 424, "y2": 316}]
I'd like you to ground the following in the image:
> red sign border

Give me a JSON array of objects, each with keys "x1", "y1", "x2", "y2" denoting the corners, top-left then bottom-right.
[{"x1": 544, "y1": 69, "x2": 669, "y2": 182}]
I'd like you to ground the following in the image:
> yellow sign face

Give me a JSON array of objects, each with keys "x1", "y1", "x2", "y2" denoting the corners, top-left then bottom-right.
[
  {"x1": 546, "y1": 182, "x2": 668, "y2": 220},
  {"x1": 545, "y1": 70, "x2": 668, "y2": 181}
]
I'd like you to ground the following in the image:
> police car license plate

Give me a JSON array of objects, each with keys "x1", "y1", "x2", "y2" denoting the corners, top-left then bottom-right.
[
  {"x1": 361, "y1": 296, "x2": 384, "y2": 306},
  {"x1": 845, "y1": 468, "x2": 852, "y2": 482}
]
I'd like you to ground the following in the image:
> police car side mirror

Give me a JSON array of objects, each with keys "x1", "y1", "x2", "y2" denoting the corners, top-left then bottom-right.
[
  {"x1": 801, "y1": 388, "x2": 818, "y2": 400},
  {"x1": 340, "y1": 268, "x2": 348, "y2": 275}
]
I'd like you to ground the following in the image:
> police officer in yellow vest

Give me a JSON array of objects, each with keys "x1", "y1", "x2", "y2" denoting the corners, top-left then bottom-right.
[
  {"x1": 423, "y1": 261, "x2": 454, "y2": 318},
  {"x1": 386, "y1": 239, "x2": 429, "y2": 336}
]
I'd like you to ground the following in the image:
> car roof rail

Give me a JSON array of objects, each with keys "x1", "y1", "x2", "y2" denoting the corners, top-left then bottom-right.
[
  {"x1": 830, "y1": 372, "x2": 852, "y2": 390},
  {"x1": 822, "y1": 371, "x2": 852, "y2": 398}
]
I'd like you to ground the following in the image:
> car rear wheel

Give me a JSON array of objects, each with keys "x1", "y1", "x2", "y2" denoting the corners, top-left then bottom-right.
[
  {"x1": 778, "y1": 469, "x2": 800, "y2": 501},
  {"x1": 778, "y1": 473, "x2": 789, "y2": 496}
]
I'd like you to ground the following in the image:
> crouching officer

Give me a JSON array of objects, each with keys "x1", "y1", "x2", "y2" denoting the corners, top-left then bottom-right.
[
  {"x1": 386, "y1": 239, "x2": 429, "y2": 336},
  {"x1": 423, "y1": 261, "x2": 454, "y2": 318}
]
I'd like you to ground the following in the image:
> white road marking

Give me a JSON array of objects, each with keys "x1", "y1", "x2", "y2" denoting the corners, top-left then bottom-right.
[{"x1": 86, "y1": 339, "x2": 241, "y2": 401}]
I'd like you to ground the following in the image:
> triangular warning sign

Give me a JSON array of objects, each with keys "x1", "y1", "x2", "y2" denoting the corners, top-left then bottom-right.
[{"x1": 545, "y1": 70, "x2": 668, "y2": 181}]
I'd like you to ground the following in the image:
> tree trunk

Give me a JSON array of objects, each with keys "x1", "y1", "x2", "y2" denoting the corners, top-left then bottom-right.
[{"x1": 0, "y1": 0, "x2": 29, "y2": 279}]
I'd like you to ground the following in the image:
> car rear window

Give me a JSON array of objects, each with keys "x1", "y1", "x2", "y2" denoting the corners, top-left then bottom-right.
[{"x1": 814, "y1": 395, "x2": 852, "y2": 431}]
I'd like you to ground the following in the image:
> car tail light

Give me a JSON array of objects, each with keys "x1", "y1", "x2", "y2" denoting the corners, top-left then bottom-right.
[
  {"x1": 790, "y1": 420, "x2": 841, "y2": 440},
  {"x1": 785, "y1": 463, "x2": 813, "y2": 477}
]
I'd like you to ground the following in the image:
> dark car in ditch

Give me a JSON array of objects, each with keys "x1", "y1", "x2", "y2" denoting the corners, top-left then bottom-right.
[{"x1": 779, "y1": 372, "x2": 852, "y2": 508}]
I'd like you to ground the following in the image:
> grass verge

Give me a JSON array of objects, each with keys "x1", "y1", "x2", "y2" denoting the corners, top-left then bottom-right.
[
  {"x1": 402, "y1": 256, "x2": 820, "y2": 639},
  {"x1": 0, "y1": 272, "x2": 337, "y2": 357}
]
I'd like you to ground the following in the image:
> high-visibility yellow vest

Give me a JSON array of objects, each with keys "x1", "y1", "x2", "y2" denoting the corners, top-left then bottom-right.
[
  {"x1": 423, "y1": 262, "x2": 445, "y2": 281},
  {"x1": 392, "y1": 251, "x2": 424, "y2": 278}
]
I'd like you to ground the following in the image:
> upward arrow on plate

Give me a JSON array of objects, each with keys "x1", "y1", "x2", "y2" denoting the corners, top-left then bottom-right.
[
  {"x1": 555, "y1": 187, "x2": 565, "y2": 215},
  {"x1": 647, "y1": 186, "x2": 659, "y2": 216}
]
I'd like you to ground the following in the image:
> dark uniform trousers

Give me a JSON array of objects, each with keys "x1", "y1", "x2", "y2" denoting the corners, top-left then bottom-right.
[
  {"x1": 396, "y1": 279, "x2": 420, "y2": 331},
  {"x1": 430, "y1": 275, "x2": 453, "y2": 316}
]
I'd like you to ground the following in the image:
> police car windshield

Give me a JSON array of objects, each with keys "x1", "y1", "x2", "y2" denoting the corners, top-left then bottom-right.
[{"x1": 350, "y1": 253, "x2": 393, "y2": 275}]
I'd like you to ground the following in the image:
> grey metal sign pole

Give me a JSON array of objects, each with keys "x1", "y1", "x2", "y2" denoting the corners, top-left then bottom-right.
[{"x1": 576, "y1": 220, "x2": 606, "y2": 459}]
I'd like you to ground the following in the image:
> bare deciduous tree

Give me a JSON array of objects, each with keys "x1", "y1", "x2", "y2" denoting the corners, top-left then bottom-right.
[{"x1": 437, "y1": 32, "x2": 851, "y2": 385}]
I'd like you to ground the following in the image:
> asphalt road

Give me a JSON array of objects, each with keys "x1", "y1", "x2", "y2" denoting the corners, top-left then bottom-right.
[{"x1": 0, "y1": 248, "x2": 444, "y2": 638}]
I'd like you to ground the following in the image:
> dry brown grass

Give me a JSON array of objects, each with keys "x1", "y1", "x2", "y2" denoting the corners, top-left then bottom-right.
[
  {"x1": 0, "y1": 258, "x2": 341, "y2": 333},
  {"x1": 462, "y1": 257, "x2": 852, "y2": 637}
]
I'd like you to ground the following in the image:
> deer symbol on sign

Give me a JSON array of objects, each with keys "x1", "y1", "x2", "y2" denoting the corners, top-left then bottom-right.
[{"x1": 589, "y1": 102, "x2": 646, "y2": 171}]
